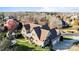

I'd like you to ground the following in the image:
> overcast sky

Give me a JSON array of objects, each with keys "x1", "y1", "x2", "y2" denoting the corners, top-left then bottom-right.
[{"x1": 0, "y1": 7, "x2": 79, "y2": 12}]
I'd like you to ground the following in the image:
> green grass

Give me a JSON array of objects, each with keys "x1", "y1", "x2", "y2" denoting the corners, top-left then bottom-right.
[
  {"x1": 15, "y1": 38, "x2": 49, "y2": 51},
  {"x1": 63, "y1": 36, "x2": 73, "y2": 40}
]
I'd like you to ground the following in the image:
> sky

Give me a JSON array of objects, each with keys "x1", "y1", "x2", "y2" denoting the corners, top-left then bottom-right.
[{"x1": 0, "y1": 7, "x2": 79, "y2": 12}]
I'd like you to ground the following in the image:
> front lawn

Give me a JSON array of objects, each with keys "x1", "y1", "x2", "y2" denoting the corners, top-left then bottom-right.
[{"x1": 15, "y1": 38, "x2": 49, "y2": 51}]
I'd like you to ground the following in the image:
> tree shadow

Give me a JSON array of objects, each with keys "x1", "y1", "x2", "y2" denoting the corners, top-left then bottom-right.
[
  {"x1": 2, "y1": 44, "x2": 35, "y2": 51},
  {"x1": 15, "y1": 34, "x2": 24, "y2": 39},
  {"x1": 13, "y1": 44, "x2": 35, "y2": 51}
]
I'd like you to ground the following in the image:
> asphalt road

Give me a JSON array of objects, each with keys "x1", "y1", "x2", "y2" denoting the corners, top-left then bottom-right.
[
  {"x1": 53, "y1": 40, "x2": 79, "y2": 50},
  {"x1": 61, "y1": 33, "x2": 79, "y2": 36}
]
